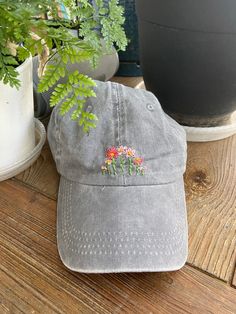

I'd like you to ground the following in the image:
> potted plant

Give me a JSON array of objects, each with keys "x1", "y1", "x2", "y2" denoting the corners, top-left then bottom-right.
[
  {"x1": 0, "y1": 0, "x2": 127, "y2": 179},
  {"x1": 136, "y1": 0, "x2": 236, "y2": 132}
]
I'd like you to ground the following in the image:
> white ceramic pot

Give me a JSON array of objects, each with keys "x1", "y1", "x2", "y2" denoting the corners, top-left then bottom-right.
[{"x1": 0, "y1": 57, "x2": 35, "y2": 169}]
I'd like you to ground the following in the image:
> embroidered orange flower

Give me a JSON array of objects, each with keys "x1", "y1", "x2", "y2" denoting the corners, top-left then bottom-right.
[
  {"x1": 106, "y1": 147, "x2": 118, "y2": 159},
  {"x1": 133, "y1": 157, "x2": 143, "y2": 166}
]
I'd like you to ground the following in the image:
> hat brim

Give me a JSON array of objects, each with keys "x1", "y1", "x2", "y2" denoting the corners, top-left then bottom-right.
[{"x1": 57, "y1": 176, "x2": 188, "y2": 273}]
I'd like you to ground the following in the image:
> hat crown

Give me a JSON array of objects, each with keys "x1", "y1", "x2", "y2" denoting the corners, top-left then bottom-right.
[{"x1": 48, "y1": 81, "x2": 186, "y2": 186}]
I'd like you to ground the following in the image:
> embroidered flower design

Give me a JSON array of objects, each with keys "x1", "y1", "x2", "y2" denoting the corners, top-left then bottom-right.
[
  {"x1": 117, "y1": 145, "x2": 126, "y2": 155},
  {"x1": 101, "y1": 146, "x2": 146, "y2": 176},
  {"x1": 106, "y1": 147, "x2": 119, "y2": 159},
  {"x1": 105, "y1": 159, "x2": 112, "y2": 165},
  {"x1": 126, "y1": 148, "x2": 135, "y2": 158},
  {"x1": 133, "y1": 157, "x2": 143, "y2": 166}
]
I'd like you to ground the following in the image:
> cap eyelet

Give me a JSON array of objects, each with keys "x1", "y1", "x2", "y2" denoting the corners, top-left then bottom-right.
[
  {"x1": 146, "y1": 103, "x2": 154, "y2": 111},
  {"x1": 87, "y1": 104, "x2": 93, "y2": 112}
]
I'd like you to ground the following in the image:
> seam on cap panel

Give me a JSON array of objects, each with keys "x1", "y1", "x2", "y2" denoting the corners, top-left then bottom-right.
[
  {"x1": 116, "y1": 84, "x2": 121, "y2": 146},
  {"x1": 119, "y1": 84, "x2": 127, "y2": 145},
  {"x1": 116, "y1": 83, "x2": 126, "y2": 186},
  {"x1": 121, "y1": 84, "x2": 127, "y2": 186},
  {"x1": 55, "y1": 106, "x2": 61, "y2": 170},
  {"x1": 121, "y1": 85, "x2": 128, "y2": 186},
  {"x1": 112, "y1": 83, "x2": 120, "y2": 146},
  {"x1": 61, "y1": 175, "x2": 182, "y2": 187},
  {"x1": 112, "y1": 83, "x2": 125, "y2": 186}
]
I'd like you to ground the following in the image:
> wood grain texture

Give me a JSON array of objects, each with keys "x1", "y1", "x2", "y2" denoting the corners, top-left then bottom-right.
[
  {"x1": 15, "y1": 142, "x2": 59, "y2": 200},
  {"x1": 110, "y1": 76, "x2": 143, "y2": 88},
  {"x1": 185, "y1": 136, "x2": 236, "y2": 282},
  {"x1": 1, "y1": 180, "x2": 236, "y2": 314}
]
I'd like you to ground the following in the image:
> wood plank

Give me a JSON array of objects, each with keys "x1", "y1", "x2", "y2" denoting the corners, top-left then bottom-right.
[
  {"x1": 0, "y1": 299, "x2": 25, "y2": 314},
  {"x1": 15, "y1": 142, "x2": 59, "y2": 200},
  {"x1": 0, "y1": 268, "x2": 56, "y2": 314},
  {"x1": 185, "y1": 136, "x2": 236, "y2": 282},
  {"x1": 110, "y1": 76, "x2": 143, "y2": 88},
  {"x1": 1, "y1": 180, "x2": 236, "y2": 314}
]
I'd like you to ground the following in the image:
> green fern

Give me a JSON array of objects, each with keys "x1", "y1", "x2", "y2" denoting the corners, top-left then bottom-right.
[
  {"x1": 47, "y1": 71, "x2": 96, "y2": 108},
  {"x1": 0, "y1": 65, "x2": 20, "y2": 88},
  {"x1": 38, "y1": 63, "x2": 66, "y2": 92},
  {"x1": 58, "y1": 45, "x2": 95, "y2": 65},
  {"x1": 17, "y1": 47, "x2": 31, "y2": 62},
  {"x1": 0, "y1": 0, "x2": 127, "y2": 132},
  {"x1": 50, "y1": 71, "x2": 97, "y2": 130}
]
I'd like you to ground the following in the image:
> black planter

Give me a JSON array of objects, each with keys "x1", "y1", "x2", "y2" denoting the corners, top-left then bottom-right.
[{"x1": 136, "y1": 0, "x2": 236, "y2": 126}]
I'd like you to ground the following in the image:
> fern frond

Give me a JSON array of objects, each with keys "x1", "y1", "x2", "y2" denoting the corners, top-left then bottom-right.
[
  {"x1": 0, "y1": 0, "x2": 127, "y2": 132},
  {"x1": 50, "y1": 84, "x2": 73, "y2": 107},
  {"x1": 50, "y1": 71, "x2": 96, "y2": 108},
  {"x1": 73, "y1": 73, "x2": 96, "y2": 87},
  {"x1": 2, "y1": 55, "x2": 19, "y2": 66},
  {"x1": 0, "y1": 65, "x2": 20, "y2": 88},
  {"x1": 17, "y1": 47, "x2": 30, "y2": 62},
  {"x1": 67, "y1": 71, "x2": 96, "y2": 87},
  {"x1": 38, "y1": 63, "x2": 65, "y2": 92},
  {"x1": 100, "y1": 0, "x2": 128, "y2": 51},
  {"x1": 49, "y1": 70, "x2": 98, "y2": 132},
  {"x1": 71, "y1": 101, "x2": 86, "y2": 120},
  {"x1": 79, "y1": 111, "x2": 98, "y2": 133},
  {"x1": 59, "y1": 46, "x2": 94, "y2": 65},
  {"x1": 60, "y1": 94, "x2": 78, "y2": 115}
]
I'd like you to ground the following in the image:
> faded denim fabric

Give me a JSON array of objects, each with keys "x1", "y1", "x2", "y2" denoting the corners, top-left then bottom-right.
[{"x1": 48, "y1": 80, "x2": 188, "y2": 273}]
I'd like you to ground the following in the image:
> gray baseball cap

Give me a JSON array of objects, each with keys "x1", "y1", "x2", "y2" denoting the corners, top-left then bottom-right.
[{"x1": 47, "y1": 80, "x2": 188, "y2": 273}]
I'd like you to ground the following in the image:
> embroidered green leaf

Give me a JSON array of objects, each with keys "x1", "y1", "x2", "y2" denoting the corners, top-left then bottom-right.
[{"x1": 112, "y1": 158, "x2": 117, "y2": 175}]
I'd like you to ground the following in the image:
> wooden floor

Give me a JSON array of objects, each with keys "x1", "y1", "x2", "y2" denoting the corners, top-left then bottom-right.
[{"x1": 0, "y1": 77, "x2": 236, "y2": 314}]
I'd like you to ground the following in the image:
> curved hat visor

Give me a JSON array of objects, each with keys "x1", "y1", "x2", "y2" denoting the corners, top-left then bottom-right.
[{"x1": 57, "y1": 176, "x2": 188, "y2": 273}]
